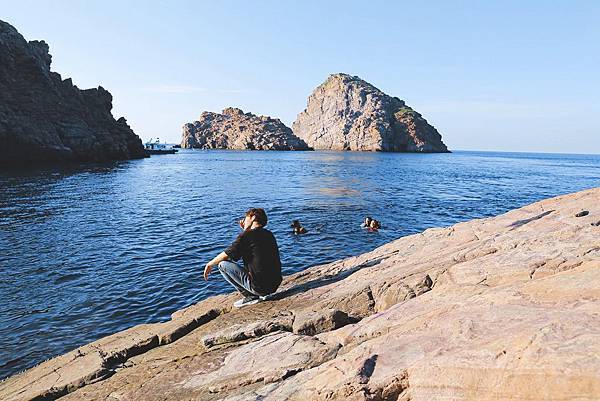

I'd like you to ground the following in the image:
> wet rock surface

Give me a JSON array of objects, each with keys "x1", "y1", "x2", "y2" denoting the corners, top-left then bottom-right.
[
  {"x1": 0, "y1": 20, "x2": 146, "y2": 166},
  {"x1": 292, "y1": 73, "x2": 449, "y2": 152},
  {"x1": 1, "y1": 188, "x2": 599, "y2": 400},
  {"x1": 181, "y1": 107, "x2": 310, "y2": 150}
]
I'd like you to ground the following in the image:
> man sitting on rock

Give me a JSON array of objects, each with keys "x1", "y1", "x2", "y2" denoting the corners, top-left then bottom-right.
[{"x1": 204, "y1": 208, "x2": 282, "y2": 308}]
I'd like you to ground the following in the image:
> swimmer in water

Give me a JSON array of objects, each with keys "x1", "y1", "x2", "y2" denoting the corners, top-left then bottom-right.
[
  {"x1": 369, "y1": 219, "x2": 381, "y2": 231},
  {"x1": 291, "y1": 219, "x2": 308, "y2": 234}
]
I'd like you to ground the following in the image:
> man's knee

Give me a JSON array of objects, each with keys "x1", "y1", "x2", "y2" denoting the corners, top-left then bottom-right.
[{"x1": 218, "y1": 260, "x2": 235, "y2": 272}]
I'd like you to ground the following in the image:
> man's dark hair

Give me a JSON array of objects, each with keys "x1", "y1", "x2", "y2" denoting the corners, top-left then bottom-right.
[{"x1": 246, "y1": 208, "x2": 268, "y2": 226}]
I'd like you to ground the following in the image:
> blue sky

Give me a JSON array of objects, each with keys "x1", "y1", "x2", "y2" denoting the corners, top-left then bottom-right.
[{"x1": 3, "y1": 0, "x2": 599, "y2": 153}]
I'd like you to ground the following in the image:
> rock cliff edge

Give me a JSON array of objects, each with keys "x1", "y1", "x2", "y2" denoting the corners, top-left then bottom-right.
[
  {"x1": 0, "y1": 20, "x2": 145, "y2": 165},
  {"x1": 293, "y1": 73, "x2": 449, "y2": 152}
]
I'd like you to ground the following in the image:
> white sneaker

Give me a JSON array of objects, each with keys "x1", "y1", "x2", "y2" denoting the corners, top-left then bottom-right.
[{"x1": 233, "y1": 296, "x2": 260, "y2": 308}]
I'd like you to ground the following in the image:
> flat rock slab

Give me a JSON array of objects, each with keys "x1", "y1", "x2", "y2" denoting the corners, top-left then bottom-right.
[
  {"x1": 2, "y1": 188, "x2": 599, "y2": 400},
  {"x1": 292, "y1": 308, "x2": 353, "y2": 336},
  {"x1": 0, "y1": 297, "x2": 229, "y2": 401}
]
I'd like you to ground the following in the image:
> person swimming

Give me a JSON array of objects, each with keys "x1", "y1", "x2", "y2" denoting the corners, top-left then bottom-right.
[
  {"x1": 362, "y1": 216, "x2": 381, "y2": 231},
  {"x1": 369, "y1": 219, "x2": 381, "y2": 230},
  {"x1": 291, "y1": 219, "x2": 308, "y2": 234}
]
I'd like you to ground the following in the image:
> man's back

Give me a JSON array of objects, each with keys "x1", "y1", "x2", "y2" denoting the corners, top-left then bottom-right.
[{"x1": 225, "y1": 227, "x2": 282, "y2": 295}]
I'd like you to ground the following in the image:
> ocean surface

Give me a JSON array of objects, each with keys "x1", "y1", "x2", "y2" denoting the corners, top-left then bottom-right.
[{"x1": 1, "y1": 149, "x2": 599, "y2": 379}]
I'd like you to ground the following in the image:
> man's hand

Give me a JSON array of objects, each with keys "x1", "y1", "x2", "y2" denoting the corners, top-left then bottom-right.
[
  {"x1": 204, "y1": 262, "x2": 213, "y2": 281},
  {"x1": 203, "y1": 251, "x2": 229, "y2": 282}
]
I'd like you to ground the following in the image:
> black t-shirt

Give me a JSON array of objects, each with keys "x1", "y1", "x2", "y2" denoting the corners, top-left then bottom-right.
[{"x1": 224, "y1": 227, "x2": 282, "y2": 295}]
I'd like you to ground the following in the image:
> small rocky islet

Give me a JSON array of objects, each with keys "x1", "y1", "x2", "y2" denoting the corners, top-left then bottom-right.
[
  {"x1": 0, "y1": 20, "x2": 146, "y2": 166},
  {"x1": 181, "y1": 107, "x2": 310, "y2": 151},
  {"x1": 293, "y1": 73, "x2": 449, "y2": 152},
  {"x1": 181, "y1": 74, "x2": 450, "y2": 153}
]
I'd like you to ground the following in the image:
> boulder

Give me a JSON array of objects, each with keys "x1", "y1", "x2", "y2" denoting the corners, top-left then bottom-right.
[
  {"x1": 292, "y1": 308, "x2": 353, "y2": 336},
  {"x1": 0, "y1": 20, "x2": 145, "y2": 166},
  {"x1": 293, "y1": 73, "x2": 449, "y2": 152},
  {"x1": 181, "y1": 107, "x2": 310, "y2": 150}
]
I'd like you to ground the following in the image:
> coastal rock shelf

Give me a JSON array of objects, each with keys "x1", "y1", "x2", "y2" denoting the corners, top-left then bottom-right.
[
  {"x1": 2, "y1": 188, "x2": 600, "y2": 400},
  {"x1": 181, "y1": 108, "x2": 310, "y2": 150},
  {"x1": 293, "y1": 73, "x2": 449, "y2": 152},
  {"x1": 0, "y1": 20, "x2": 145, "y2": 165}
]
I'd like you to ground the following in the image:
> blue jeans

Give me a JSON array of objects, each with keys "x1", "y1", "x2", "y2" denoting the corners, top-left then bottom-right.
[{"x1": 218, "y1": 261, "x2": 259, "y2": 297}]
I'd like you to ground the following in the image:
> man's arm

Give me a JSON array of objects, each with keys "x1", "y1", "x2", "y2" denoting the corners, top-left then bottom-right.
[{"x1": 204, "y1": 251, "x2": 229, "y2": 281}]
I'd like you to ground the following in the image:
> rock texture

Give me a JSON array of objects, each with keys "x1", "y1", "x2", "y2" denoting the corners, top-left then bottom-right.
[
  {"x1": 293, "y1": 73, "x2": 449, "y2": 152},
  {"x1": 0, "y1": 20, "x2": 145, "y2": 166},
  {"x1": 181, "y1": 108, "x2": 310, "y2": 150},
  {"x1": 2, "y1": 188, "x2": 600, "y2": 400}
]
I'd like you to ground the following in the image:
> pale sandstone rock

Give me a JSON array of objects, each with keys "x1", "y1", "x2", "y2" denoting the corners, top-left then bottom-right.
[
  {"x1": 181, "y1": 107, "x2": 310, "y2": 150},
  {"x1": 292, "y1": 73, "x2": 449, "y2": 152},
  {"x1": 2, "y1": 188, "x2": 599, "y2": 401},
  {"x1": 181, "y1": 331, "x2": 340, "y2": 393},
  {"x1": 0, "y1": 296, "x2": 229, "y2": 401},
  {"x1": 201, "y1": 311, "x2": 294, "y2": 348},
  {"x1": 292, "y1": 308, "x2": 353, "y2": 336}
]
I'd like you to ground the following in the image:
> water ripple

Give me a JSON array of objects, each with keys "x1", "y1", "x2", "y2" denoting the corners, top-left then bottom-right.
[{"x1": 0, "y1": 150, "x2": 599, "y2": 379}]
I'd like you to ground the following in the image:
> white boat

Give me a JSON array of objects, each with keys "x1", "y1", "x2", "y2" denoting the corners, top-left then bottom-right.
[{"x1": 144, "y1": 138, "x2": 178, "y2": 155}]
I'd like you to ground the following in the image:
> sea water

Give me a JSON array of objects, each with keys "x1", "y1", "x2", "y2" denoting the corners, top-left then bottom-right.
[{"x1": 1, "y1": 150, "x2": 599, "y2": 379}]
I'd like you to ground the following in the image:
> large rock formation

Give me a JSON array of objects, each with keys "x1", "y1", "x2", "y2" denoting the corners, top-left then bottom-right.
[
  {"x1": 0, "y1": 20, "x2": 145, "y2": 166},
  {"x1": 1, "y1": 187, "x2": 599, "y2": 400},
  {"x1": 181, "y1": 108, "x2": 310, "y2": 150},
  {"x1": 293, "y1": 73, "x2": 449, "y2": 152}
]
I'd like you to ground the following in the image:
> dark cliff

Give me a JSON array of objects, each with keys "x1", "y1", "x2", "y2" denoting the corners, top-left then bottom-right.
[{"x1": 0, "y1": 20, "x2": 145, "y2": 166}]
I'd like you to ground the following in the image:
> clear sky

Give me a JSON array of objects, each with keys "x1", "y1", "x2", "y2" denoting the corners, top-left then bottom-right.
[{"x1": 3, "y1": 0, "x2": 599, "y2": 153}]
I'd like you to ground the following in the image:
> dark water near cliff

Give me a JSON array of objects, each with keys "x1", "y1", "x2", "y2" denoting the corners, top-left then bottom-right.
[{"x1": 1, "y1": 150, "x2": 599, "y2": 379}]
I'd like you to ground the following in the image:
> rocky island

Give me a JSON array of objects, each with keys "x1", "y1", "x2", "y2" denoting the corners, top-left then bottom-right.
[
  {"x1": 0, "y1": 20, "x2": 145, "y2": 166},
  {"x1": 293, "y1": 74, "x2": 449, "y2": 152},
  {"x1": 181, "y1": 108, "x2": 310, "y2": 150},
  {"x1": 1, "y1": 187, "x2": 599, "y2": 400}
]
